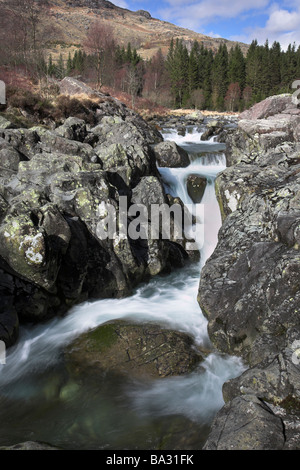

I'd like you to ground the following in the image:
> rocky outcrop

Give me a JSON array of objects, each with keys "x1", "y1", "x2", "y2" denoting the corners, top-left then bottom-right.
[
  {"x1": 199, "y1": 94, "x2": 300, "y2": 450},
  {"x1": 64, "y1": 320, "x2": 204, "y2": 379},
  {"x1": 0, "y1": 80, "x2": 191, "y2": 347},
  {"x1": 203, "y1": 395, "x2": 286, "y2": 450}
]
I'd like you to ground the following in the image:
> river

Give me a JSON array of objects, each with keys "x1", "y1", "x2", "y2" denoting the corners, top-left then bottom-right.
[{"x1": 0, "y1": 122, "x2": 244, "y2": 450}]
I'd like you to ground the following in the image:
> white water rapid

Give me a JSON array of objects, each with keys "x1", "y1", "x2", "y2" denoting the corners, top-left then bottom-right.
[{"x1": 0, "y1": 124, "x2": 244, "y2": 450}]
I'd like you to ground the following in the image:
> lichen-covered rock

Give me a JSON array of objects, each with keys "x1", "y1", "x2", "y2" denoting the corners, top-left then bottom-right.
[
  {"x1": 0, "y1": 128, "x2": 40, "y2": 159},
  {"x1": 200, "y1": 120, "x2": 223, "y2": 141},
  {"x1": 0, "y1": 115, "x2": 14, "y2": 129},
  {"x1": 200, "y1": 94, "x2": 300, "y2": 450},
  {"x1": 203, "y1": 395, "x2": 285, "y2": 450},
  {"x1": 0, "y1": 83, "x2": 191, "y2": 347},
  {"x1": 64, "y1": 320, "x2": 204, "y2": 379},
  {"x1": 55, "y1": 116, "x2": 88, "y2": 142}
]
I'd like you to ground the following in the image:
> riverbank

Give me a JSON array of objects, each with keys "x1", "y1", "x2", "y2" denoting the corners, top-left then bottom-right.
[{"x1": 199, "y1": 93, "x2": 300, "y2": 450}]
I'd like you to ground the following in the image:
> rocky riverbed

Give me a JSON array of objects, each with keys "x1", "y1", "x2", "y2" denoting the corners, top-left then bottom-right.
[
  {"x1": 1, "y1": 79, "x2": 299, "y2": 450},
  {"x1": 0, "y1": 78, "x2": 195, "y2": 348},
  {"x1": 199, "y1": 94, "x2": 300, "y2": 450}
]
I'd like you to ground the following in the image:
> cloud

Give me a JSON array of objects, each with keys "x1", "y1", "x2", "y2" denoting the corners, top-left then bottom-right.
[
  {"x1": 155, "y1": 0, "x2": 300, "y2": 49},
  {"x1": 266, "y1": 8, "x2": 300, "y2": 32},
  {"x1": 237, "y1": 5, "x2": 300, "y2": 50},
  {"x1": 113, "y1": 0, "x2": 129, "y2": 8},
  {"x1": 158, "y1": 0, "x2": 269, "y2": 27}
]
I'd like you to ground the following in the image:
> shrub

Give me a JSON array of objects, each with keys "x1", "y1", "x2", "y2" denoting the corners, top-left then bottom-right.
[
  {"x1": 7, "y1": 88, "x2": 54, "y2": 119},
  {"x1": 53, "y1": 95, "x2": 98, "y2": 125}
]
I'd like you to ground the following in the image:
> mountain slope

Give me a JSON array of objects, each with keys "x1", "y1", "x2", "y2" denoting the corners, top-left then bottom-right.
[{"x1": 48, "y1": 0, "x2": 249, "y2": 59}]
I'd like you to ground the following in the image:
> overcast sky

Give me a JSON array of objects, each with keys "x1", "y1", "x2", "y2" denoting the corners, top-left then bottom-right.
[{"x1": 112, "y1": 0, "x2": 300, "y2": 50}]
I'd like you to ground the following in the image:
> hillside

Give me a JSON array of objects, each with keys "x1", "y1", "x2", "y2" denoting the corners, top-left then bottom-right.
[{"x1": 47, "y1": 0, "x2": 249, "y2": 60}]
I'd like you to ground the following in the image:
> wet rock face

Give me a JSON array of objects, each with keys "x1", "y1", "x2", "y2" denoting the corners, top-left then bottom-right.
[
  {"x1": 0, "y1": 80, "x2": 191, "y2": 347},
  {"x1": 64, "y1": 320, "x2": 204, "y2": 379},
  {"x1": 152, "y1": 141, "x2": 190, "y2": 168},
  {"x1": 187, "y1": 175, "x2": 207, "y2": 203},
  {"x1": 200, "y1": 94, "x2": 300, "y2": 450}
]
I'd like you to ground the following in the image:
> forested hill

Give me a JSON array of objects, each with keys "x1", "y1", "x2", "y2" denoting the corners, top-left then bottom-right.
[{"x1": 0, "y1": 0, "x2": 299, "y2": 114}]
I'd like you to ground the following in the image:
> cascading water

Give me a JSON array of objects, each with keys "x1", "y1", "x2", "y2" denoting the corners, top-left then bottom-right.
[{"x1": 0, "y1": 123, "x2": 244, "y2": 450}]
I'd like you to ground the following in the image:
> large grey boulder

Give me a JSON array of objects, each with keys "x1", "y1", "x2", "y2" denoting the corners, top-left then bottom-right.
[
  {"x1": 239, "y1": 94, "x2": 293, "y2": 120},
  {"x1": 204, "y1": 395, "x2": 285, "y2": 450}
]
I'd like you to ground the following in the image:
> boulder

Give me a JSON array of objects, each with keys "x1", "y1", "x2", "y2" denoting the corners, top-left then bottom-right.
[
  {"x1": 0, "y1": 128, "x2": 40, "y2": 159},
  {"x1": 55, "y1": 116, "x2": 88, "y2": 142},
  {"x1": 64, "y1": 320, "x2": 204, "y2": 379},
  {"x1": 0, "y1": 116, "x2": 14, "y2": 129},
  {"x1": 185, "y1": 111, "x2": 204, "y2": 122},
  {"x1": 187, "y1": 175, "x2": 207, "y2": 203},
  {"x1": 203, "y1": 395, "x2": 285, "y2": 450},
  {"x1": 58, "y1": 77, "x2": 102, "y2": 98},
  {"x1": 200, "y1": 120, "x2": 223, "y2": 141},
  {"x1": 239, "y1": 94, "x2": 293, "y2": 120},
  {"x1": 152, "y1": 141, "x2": 190, "y2": 168}
]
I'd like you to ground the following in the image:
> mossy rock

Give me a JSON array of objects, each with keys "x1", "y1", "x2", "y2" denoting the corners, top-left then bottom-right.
[{"x1": 64, "y1": 320, "x2": 204, "y2": 380}]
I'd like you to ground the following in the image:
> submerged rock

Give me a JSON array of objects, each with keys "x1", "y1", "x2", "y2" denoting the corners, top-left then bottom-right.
[{"x1": 64, "y1": 320, "x2": 204, "y2": 379}]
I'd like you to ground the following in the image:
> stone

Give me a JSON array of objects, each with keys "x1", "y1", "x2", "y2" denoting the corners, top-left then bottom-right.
[
  {"x1": 55, "y1": 116, "x2": 87, "y2": 142},
  {"x1": 64, "y1": 320, "x2": 204, "y2": 379},
  {"x1": 239, "y1": 94, "x2": 293, "y2": 120},
  {"x1": 0, "y1": 116, "x2": 13, "y2": 129},
  {"x1": 200, "y1": 120, "x2": 223, "y2": 141},
  {"x1": 0, "y1": 84, "x2": 191, "y2": 346},
  {"x1": 203, "y1": 395, "x2": 285, "y2": 450},
  {"x1": 152, "y1": 141, "x2": 190, "y2": 168},
  {"x1": 186, "y1": 175, "x2": 207, "y2": 203}
]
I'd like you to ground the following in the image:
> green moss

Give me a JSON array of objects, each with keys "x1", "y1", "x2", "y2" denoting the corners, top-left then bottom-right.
[
  {"x1": 85, "y1": 323, "x2": 118, "y2": 353},
  {"x1": 280, "y1": 395, "x2": 300, "y2": 412}
]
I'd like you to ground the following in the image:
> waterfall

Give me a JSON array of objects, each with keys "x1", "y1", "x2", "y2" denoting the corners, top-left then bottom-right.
[{"x1": 0, "y1": 124, "x2": 244, "y2": 450}]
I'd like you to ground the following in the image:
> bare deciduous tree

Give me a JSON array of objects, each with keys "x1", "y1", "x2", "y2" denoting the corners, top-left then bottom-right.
[{"x1": 84, "y1": 20, "x2": 115, "y2": 89}]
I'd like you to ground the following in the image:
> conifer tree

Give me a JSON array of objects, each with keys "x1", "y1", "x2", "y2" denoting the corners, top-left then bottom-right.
[
  {"x1": 166, "y1": 38, "x2": 189, "y2": 107},
  {"x1": 57, "y1": 53, "x2": 65, "y2": 79},
  {"x1": 67, "y1": 51, "x2": 73, "y2": 75},
  {"x1": 47, "y1": 54, "x2": 55, "y2": 76},
  {"x1": 269, "y1": 41, "x2": 281, "y2": 93},
  {"x1": 228, "y1": 44, "x2": 245, "y2": 91},
  {"x1": 211, "y1": 43, "x2": 228, "y2": 110}
]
